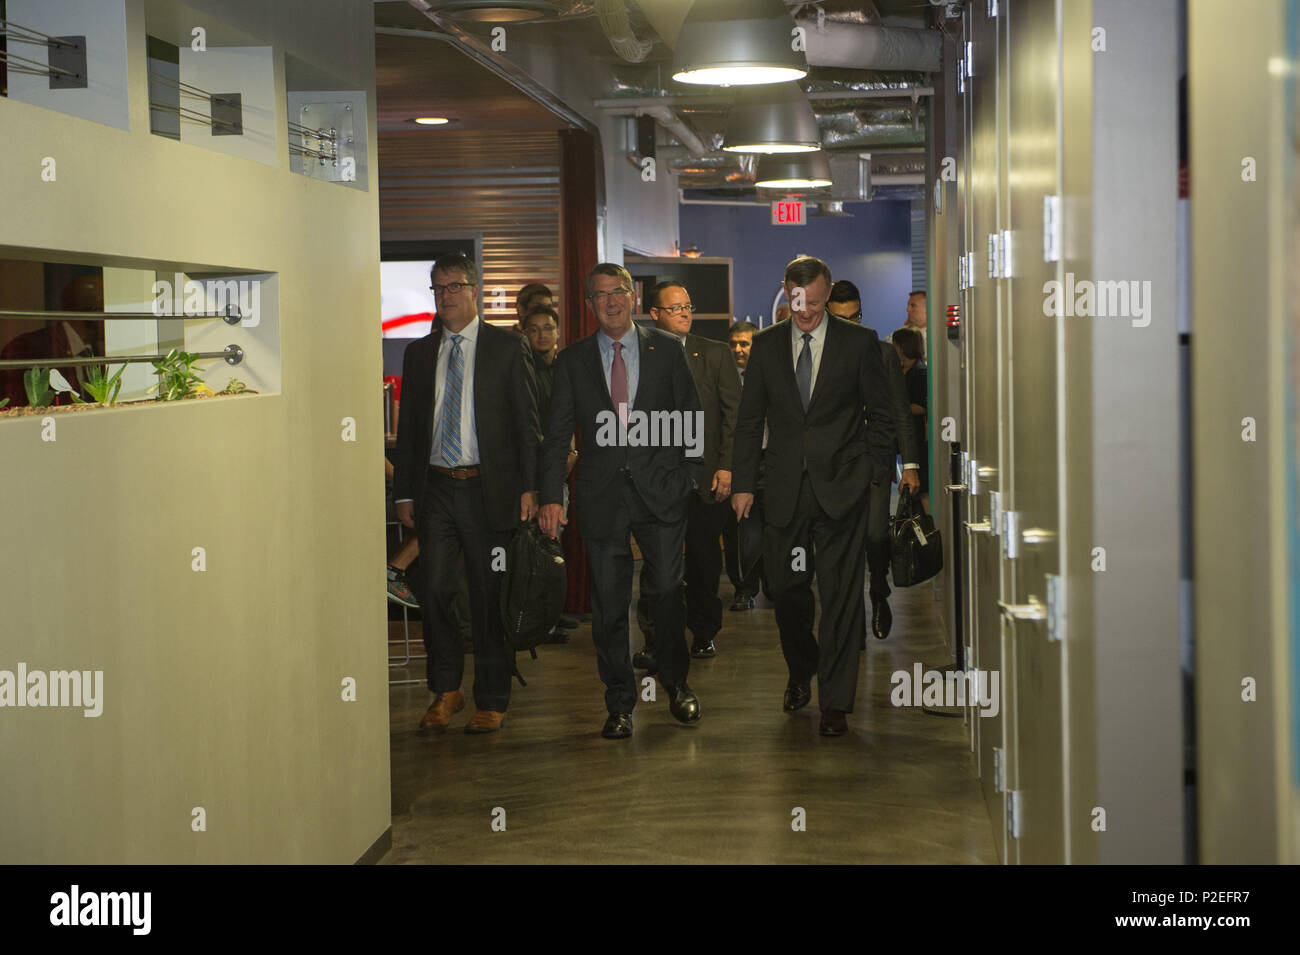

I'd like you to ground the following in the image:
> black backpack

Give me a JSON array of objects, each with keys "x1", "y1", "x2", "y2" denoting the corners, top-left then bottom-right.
[{"x1": 499, "y1": 521, "x2": 567, "y2": 683}]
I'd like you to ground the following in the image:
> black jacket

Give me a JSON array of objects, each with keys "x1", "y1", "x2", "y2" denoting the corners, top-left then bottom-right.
[
  {"x1": 682, "y1": 333, "x2": 741, "y2": 501},
  {"x1": 392, "y1": 320, "x2": 540, "y2": 532},
  {"x1": 732, "y1": 317, "x2": 892, "y2": 527},
  {"x1": 540, "y1": 324, "x2": 704, "y2": 532}
]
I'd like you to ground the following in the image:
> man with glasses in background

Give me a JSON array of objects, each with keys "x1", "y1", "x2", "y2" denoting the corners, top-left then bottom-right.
[
  {"x1": 634, "y1": 281, "x2": 740, "y2": 665},
  {"x1": 391, "y1": 252, "x2": 541, "y2": 735},
  {"x1": 539, "y1": 264, "x2": 704, "y2": 739}
]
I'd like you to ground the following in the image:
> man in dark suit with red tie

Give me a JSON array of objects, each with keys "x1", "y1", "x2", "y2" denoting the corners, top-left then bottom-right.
[
  {"x1": 392, "y1": 252, "x2": 540, "y2": 735},
  {"x1": 731, "y1": 256, "x2": 904, "y2": 736},
  {"x1": 539, "y1": 263, "x2": 704, "y2": 739}
]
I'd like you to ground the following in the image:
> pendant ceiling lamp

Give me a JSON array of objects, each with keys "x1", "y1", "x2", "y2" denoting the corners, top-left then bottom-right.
[
  {"x1": 755, "y1": 151, "x2": 833, "y2": 190},
  {"x1": 672, "y1": 0, "x2": 809, "y2": 87},
  {"x1": 723, "y1": 83, "x2": 821, "y2": 154},
  {"x1": 427, "y1": 0, "x2": 554, "y2": 22}
]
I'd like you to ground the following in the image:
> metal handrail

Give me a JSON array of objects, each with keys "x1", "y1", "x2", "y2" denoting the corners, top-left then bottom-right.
[
  {"x1": 0, "y1": 48, "x2": 80, "y2": 79},
  {"x1": 0, "y1": 344, "x2": 244, "y2": 371},
  {"x1": 0, "y1": 18, "x2": 75, "y2": 48},
  {"x1": 0, "y1": 307, "x2": 241, "y2": 323}
]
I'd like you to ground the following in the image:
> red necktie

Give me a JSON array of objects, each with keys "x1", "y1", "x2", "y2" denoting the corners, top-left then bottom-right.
[{"x1": 611, "y1": 340, "x2": 628, "y2": 426}]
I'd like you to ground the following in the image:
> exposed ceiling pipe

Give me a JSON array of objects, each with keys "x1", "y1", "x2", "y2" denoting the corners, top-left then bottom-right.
[
  {"x1": 641, "y1": 104, "x2": 710, "y2": 159},
  {"x1": 596, "y1": 0, "x2": 654, "y2": 62}
]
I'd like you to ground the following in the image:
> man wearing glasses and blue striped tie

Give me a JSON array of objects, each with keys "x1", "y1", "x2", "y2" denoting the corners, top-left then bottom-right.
[{"x1": 392, "y1": 252, "x2": 541, "y2": 736}]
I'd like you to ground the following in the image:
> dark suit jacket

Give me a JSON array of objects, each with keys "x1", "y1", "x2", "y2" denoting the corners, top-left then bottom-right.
[
  {"x1": 876, "y1": 342, "x2": 919, "y2": 471},
  {"x1": 682, "y1": 333, "x2": 741, "y2": 502},
  {"x1": 732, "y1": 317, "x2": 892, "y2": 528},
  {"x1": 392, "y1": 319, "x2": 540, "y2": 533},
  {"x1": 540, "y1": 324, "x2": 704, "y2": 532}
]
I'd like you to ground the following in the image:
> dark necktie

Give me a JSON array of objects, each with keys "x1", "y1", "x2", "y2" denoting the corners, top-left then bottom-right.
[
  {"x1": 796, "y1": 332, "x2": 813, "y2": 411},
  {"x1": 611, "y1": 340, "x2": 628, "y2": 425}
]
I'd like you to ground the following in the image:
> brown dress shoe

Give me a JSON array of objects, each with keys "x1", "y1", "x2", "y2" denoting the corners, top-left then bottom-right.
[
  {"x1": 464, "y1": 710, "x2": 507, "y2": 734},
  {"x1": 418, "y1": 689, "x2": 465, "y2": 732}
]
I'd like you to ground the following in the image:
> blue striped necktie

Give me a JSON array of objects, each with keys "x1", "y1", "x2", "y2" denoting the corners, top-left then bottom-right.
[{"x1": 439, "y1": 333, "x2": 464, "y2": 466}]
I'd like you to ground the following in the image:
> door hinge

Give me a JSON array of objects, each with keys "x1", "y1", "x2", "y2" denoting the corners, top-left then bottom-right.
[
  {"x1": 989, "y1": 0, "x2": 1000, "y2": 16},
  {"x1": 993, "y1": 746, "x2": 1005, "y2": 792},
  {"x1": 1007, "y1": 790, "x2": 1023, "y2": 838},
  {"x1": 987, "y1": 231, "x2": 1000, "y2": 278},
  {"x1": 1000, "y1": 229, "x2": 1013, "y2": 277},
  {"x1": 988, "y1": 491, "x2": 1001, "y2": 536},
  {"x1": 958, "y1": 252, "x2": 968, "y2": 290},
  {"x1": 966, "y1": 42, "x2": 974, "y2": 77},
  {"x1": 1046, "y1": 573, "x2": 1064, "y2": 642},
  {"x1": 965, "y1": 250, "x2": 976, "y2": 288},
  {"x1": 1002, "y1": 510, "x2": 1020, "y2": 559},
  {"x1": 1043, "y1": 195, "x2": 1061, "y2": 263},
  {"x1": 967, "y1": 457, "x2": 980, "y2": 496}
]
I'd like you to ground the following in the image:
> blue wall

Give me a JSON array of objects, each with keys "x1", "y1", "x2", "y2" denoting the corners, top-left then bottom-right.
[{"x1": 678, "y1": 200, "x2": 915, "y2": 341}]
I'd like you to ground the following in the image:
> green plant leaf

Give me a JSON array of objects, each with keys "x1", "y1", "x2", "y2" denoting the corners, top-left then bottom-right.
[{"x1": 0, "y1": 397, "x2": 9, "y2": 409}]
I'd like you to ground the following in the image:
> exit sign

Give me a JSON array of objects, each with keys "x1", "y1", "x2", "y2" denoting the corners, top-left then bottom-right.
[{"x1": 771, "y1": 199, "x2": 806, "y2": 226}]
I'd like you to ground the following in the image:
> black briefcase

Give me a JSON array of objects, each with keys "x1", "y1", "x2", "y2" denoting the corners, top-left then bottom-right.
[
  {"x1": 499, "y1": 521, "x2": 567, "y2": 678},
  {"x1": 890, "y1": 486, "x2": 943, "y2": 587}
]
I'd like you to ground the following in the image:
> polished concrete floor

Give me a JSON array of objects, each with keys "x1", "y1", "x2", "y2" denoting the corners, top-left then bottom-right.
[{"x1": 382, "y1": 578, "x2": 998, "y2": 864}]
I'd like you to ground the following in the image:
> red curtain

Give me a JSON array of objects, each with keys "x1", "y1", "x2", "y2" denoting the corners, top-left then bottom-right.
[{"x1": 558, "y1": 129, "x2": 600, "y2": 614}]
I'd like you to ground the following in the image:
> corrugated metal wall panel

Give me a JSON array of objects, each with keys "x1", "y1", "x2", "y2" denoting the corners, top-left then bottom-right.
[
  {"x1": 380, "y1": 130, "x2": 561, "y2": 326},
  {"x1": 910, "y1": 199, "x2": 927, "y2": 292}
]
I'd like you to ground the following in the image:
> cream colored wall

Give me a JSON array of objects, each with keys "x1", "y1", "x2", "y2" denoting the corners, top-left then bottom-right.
[{"x1": 0, "y1": 0, "x2": 389, "y2": 863}]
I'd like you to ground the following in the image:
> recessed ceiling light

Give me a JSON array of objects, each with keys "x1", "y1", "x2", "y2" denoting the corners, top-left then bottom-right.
[
  {"x1": 413, "y1": 117, "x2": 452, "y2": 125},
  {"x1": 672, "y1": 0, "x2": 808, "y2": 87}
]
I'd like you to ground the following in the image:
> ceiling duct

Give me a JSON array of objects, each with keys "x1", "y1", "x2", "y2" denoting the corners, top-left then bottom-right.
[
  {"x1": 796, "y1": 15, "x2": 941, "y2": 72},
  {"x1": 596, "y1": 0, "x2": 654, "y2": 62}
]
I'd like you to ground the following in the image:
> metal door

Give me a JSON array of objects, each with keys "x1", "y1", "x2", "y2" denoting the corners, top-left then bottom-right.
[
  {"x1": 999, "y1": 0, "x2": 1068, "y2": 864},
  {"x1": 961, "y1": 0, "x2": 1008, "y2": 861}
]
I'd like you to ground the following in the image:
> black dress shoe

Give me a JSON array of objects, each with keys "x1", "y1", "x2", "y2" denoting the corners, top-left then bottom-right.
[
  {"x1": 690, "y1": 639, "x2": 716, "y2": 659},
  {"x1": 632, "y1": 647, "x2": 658, "y2": 673},
  {"x1": 601, "y1": 713, "x2": 633, "y2": 739},
  {"x1": 556, "y1": 614, "x2": 580, "y2": 630},
  {"x1": 871, "y1": 597, "x2": 893, "y2": 639},
  {"x1": 665, "y1": 683, "x2": 702, "y2": 724},
  {"x1": 783, "y1": 682, "x2": 812, "y2": 712},
  {"x1": 729, "y1": 595, "x2": 755, "y2": 611},
  {"x1": 819, "y1": 708, "x2": 848, "y2": 736}
]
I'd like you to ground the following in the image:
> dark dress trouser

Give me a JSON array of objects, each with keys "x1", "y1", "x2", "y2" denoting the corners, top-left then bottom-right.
[
  {"x1": 586, "y1": 481, "x2": 689, "y2": 715},
  {"x1": 416, "y1": 470, "x2": 513, "y2": 712},
  {"x1": 764, "y1": 474, "x2": 871, "y2": 714},
  {"x1": 865, "y1": 476, "x2": 893, "y2": 603}
]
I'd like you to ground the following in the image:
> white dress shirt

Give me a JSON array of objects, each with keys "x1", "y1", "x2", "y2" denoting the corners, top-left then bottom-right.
[
  {"x1": 429, "y1": 316, "x2": 481, "y2": 467},
  {"x1": 790, "y1": 314, "x2": 830, "y2": 393}
]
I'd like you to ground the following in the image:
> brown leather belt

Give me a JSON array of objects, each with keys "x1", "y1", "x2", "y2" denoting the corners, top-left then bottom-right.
[{"x1": 430, "y1": 464, "x2": 480, "y2": 479}]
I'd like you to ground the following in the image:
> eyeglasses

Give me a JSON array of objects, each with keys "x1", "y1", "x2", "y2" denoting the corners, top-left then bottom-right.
[
  {"x1": 430, "y1": 282, "x2": 470, "y2": 297},
  {"x1": 589, "y1": 289, "x2": 632, "y2": 304},
  {"x1": 654, "y1": 303, "x2": 694, "y2": 316}
]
